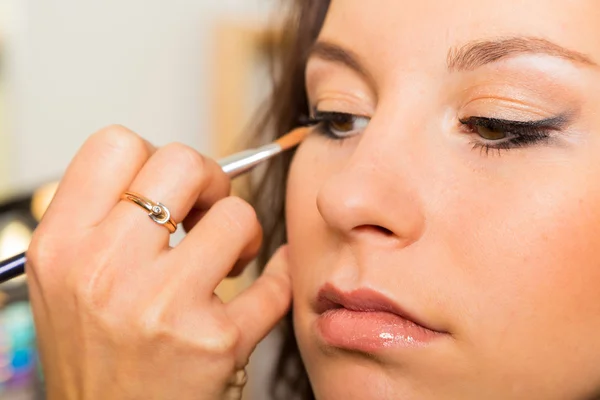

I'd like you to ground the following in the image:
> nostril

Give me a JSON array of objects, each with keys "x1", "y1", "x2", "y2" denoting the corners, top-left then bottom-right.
[{"x1": 355, "y1": 225, "x2": 394, "y2": 236}]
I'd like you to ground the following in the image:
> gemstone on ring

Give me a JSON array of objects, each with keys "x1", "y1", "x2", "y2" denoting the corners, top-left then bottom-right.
[
  {"x1": 152, "y1": 205, "x2": 162, "y2": 215},
  {"x1": 149, "y1": 202, "x2": 171, "y2": 225}
]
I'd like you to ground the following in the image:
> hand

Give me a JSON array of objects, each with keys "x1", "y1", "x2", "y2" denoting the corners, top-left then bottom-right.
[{"x1": 26, "y1": 125, "x2": 292, "y2": 400}]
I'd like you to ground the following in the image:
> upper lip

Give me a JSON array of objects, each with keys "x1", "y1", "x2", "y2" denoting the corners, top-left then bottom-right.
[{"x1": 314, "y1": 283, "x2": 446, "y2": 333}]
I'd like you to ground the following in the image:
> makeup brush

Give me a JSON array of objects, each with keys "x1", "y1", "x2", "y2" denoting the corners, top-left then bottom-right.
[
  {"x1": 219, "y1": 127, "x2": 307, "y2": 178},
  {"x1": 0, "y1": 127, "x2": 309, "y2": 284}
]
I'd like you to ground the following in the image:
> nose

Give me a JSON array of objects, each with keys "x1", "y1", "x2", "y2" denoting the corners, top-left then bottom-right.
[{"x1": 316, "y1": 127, "x2": 426, "y2": 247}]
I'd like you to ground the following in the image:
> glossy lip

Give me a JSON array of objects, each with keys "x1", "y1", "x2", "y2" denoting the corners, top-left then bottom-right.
[
  {"x1": 312, "y1": 283, "x2": 449, "y2": 352},
  {"x1": 314, "y1": 282, "x2": 446, "y2": 334}
]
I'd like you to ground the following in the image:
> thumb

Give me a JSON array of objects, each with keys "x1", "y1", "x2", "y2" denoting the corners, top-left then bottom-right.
[{"x1": 226, "y1": 245, "x2": 292, "y2": 360}]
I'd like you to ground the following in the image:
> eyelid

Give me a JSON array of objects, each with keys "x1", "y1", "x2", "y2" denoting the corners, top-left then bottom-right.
[
  {"x1": 311, "y1": 106, "x2": 371, "y2": 119},
  {"x1": 455, "y1": 81, "x2": 579, "y2": 122},
  {"x1": 458, "y1": 115, "x2": 569, "y2": 131},
  {"x1": 305, "y1": 56, "x2": 377, "y2": 107},
  {"x1": 311, "y1": 96, "x2": 375, "y2": 119},
  {"x1": 309, "y1": 109, "x2": 371, "y2": 126}
]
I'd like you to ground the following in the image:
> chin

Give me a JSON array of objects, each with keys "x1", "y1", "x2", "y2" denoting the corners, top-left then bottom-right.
[{"x1": 305, "y1": 359, "x2": 406, "y2": 400}]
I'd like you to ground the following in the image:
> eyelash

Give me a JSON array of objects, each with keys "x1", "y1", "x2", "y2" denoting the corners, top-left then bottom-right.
[
  {"x1": 301, "y1": 109, "x2": 370, "y2": 140},
  {"x1": 458, "y1": 116, "x2": 564, "y2": 155},
  {"x1": 301, "y1": 109, "x2": 565, "y2": 155}
]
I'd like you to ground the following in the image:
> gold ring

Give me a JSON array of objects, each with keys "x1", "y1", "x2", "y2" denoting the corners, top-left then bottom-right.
[{"x1": 120, "y1": 192, "x2": 178, "y2": 234}]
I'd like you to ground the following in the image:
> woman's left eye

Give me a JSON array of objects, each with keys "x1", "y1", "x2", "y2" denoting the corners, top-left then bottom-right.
[
  {"x1": 303, "y1": 110, "x2": 370, "y2": 140},
  {"x1": 472, "y1": 124, "x2": 508, "y2": 141},
  {"x1": 458, "y1": 116, "x2": 565, "y2": 153}
]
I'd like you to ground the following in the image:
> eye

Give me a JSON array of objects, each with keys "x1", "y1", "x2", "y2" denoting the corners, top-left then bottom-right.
[
  {"x1": 325, "y1": 112, "x2": 369, "y2": 137},
  {"x1": 329, "y1": 114, "x2": 359, "y2": 133},
  {"x1": 458, "y1": 115, "x2": 567, "y2": 154},
  {"x1": 472, "y1": 125, "x2": 508, "y2": 141},
  {"x1": 303, "y1": 110, "x2": 370, "y2": 140}
]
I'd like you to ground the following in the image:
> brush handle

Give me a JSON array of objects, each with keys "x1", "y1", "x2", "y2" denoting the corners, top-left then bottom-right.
[
  {"x1": 0, "y1": 252, "x2": 26, "y2": 284},
  {"x1": 219, "y1": 143, "x2": 281, "y2": 178},
  {"x1": 0, "y1": 142, "x2": 288, "y2": 284}
]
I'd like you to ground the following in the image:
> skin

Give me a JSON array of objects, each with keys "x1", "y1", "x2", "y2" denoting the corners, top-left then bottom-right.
[
  {"x1": 286, "y1": 0, "x2": 600, "y2": 399},
  {"x1": 28, "y1": 129, "x2": 291, "y2": 399},
  {"x1": 26, "y1": 0, "x2": 600, "y2": 399}
]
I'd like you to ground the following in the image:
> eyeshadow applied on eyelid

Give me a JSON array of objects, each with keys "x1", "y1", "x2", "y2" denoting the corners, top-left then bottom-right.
[
  {"x1": 458, "y1": 114, "x2": 570, "y2": 153},
  {"x1": 460, "y1": 115, "x2": 569, "y2": 130}
]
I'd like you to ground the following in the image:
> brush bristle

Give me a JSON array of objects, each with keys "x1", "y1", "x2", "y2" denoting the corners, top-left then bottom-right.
[{"x1": 275, "y1": 127, "x2": 309, "y2": 151}]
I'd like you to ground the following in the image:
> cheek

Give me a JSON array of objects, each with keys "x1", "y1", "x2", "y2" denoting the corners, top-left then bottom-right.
[
  {"x1": 443, "y1": 157, "x2": 600, "y2": 377},
  {"x1": 285, "y1": 142, "x2": 332, "y2": 359},
  {"x1": 285, "y1": 141, "x2": 331, "y2": 286},
  {"x1": 285, "y1": 136, "x2": 356, "y2": 272}
]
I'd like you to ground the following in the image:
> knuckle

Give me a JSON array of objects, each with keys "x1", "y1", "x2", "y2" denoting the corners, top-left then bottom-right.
[
  {"x1": 216, "y1": 197, "x2": 259, "y2": 235},
  {"x1": 199, "y1": 323, "x2": 240, "y2": 356},
  {"x1": 94, "y1": 125, "x2": 149, "y2": 159},
  {"x1": 137, "y1": 305, "x2": 169, "y2": 341},
  {"x1": 27, "y1": 228, "x2": 60, "y2": 273},
  {"x1": 162, "y1": 142, "x2": 208, "y2": 176}
]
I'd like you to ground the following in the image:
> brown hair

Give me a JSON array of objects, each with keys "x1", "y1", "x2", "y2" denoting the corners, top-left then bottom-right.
[{"x1": 246, "y1": 1, "x2": 330, "y2": 399}]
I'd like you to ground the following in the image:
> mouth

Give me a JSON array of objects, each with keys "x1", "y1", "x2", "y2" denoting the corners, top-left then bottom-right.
[{"x1": 313, "y1": 283, "x2": 448, "y2": 352}]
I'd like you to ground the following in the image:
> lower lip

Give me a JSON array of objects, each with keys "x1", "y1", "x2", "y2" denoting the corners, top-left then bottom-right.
[{"x1": 316, "y1": 308, "x2": 442, "y2": 352}]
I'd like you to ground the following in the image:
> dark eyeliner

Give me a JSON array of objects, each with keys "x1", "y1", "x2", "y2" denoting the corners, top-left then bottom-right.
[
  {"x1": 459, "y1": 115, "x2": 568, "y2": 153},
  {"x1": 300, "y1": 109, "x2": 362, "y2": 140}
]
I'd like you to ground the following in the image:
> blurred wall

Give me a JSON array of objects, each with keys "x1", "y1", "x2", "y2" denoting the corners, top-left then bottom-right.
[
  {"x1": 0, "y1": 0, "x2": 19, "y2": 194},
  {"x1": 1, "y1": 0, "x2": 274, "y2": 192},
  {"x1": 0, "y1": 75, "x2": 7, "y2": 192}
]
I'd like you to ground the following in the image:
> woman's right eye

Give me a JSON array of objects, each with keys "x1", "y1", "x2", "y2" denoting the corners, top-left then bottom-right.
[{"x1": 305, "y1": 110, "x2": 370, "y2": 140}]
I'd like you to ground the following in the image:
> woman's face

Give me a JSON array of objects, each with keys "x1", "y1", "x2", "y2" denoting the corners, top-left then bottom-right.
[{"x1": 285, "y1": 1, "x2": 600, "y2": 399}]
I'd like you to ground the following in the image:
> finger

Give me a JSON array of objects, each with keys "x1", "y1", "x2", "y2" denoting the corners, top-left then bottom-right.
[
  {"x1": 173, "y1": 196, "x2": 262, "y2": 290},
  {"x1": 182, "y1": 207, "x2": 262, "y2": 278},
  {"x1": 181, "y1": 208, "x2": 206, "y2": 233},
  {"x1": 43, "y1": 125, "x2": 155, "y2": 230},
  {"x1": 103, "y1": 143, "x2": 231, "y2": 249},
  {"x1": 228, "y1": 221, "x2": 263, "y2": 278},
  {"x1": 226, "y1": 246, "x2": 292, "y2": 359}
]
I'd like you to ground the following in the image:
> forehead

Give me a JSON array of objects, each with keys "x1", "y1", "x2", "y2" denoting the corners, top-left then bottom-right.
[{"x1": 320, "y1": 0, "x2": 600, "y2": 73}]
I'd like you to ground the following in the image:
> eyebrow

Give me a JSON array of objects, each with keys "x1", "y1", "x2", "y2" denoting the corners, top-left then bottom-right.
[
  {"x1": 308, "y1": 37, "x2": 597, "y2": 77},
  {"x1": 447, "y1": 36, "x2": 597, "y2": 71}
]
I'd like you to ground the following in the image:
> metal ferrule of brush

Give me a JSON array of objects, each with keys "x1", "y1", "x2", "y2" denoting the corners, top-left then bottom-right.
[{"x1": 218, "y1": 143, "x2": 282, "y2": 178}]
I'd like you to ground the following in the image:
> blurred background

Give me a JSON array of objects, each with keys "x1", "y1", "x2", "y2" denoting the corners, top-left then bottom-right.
[{"x1": 0, "y1": 0, "x2": 281, "y2": 398}]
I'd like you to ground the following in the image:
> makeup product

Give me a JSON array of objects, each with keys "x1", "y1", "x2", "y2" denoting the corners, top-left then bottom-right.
[{"x1": 0, "y1": 128, "x2": 308, "y2": 284}]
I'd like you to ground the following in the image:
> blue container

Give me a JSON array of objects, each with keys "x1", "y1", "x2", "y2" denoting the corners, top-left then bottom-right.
[{"x1": 0, "y1": 301, "x2": 38, "y2": 394}]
